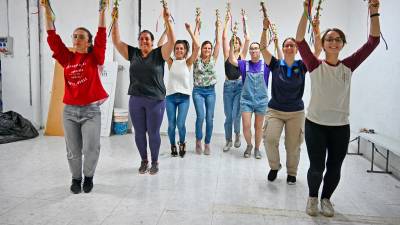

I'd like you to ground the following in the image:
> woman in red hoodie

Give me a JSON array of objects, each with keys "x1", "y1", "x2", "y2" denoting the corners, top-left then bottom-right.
[{"x1": 41, "y1": 1, "x2": 108, "y2": 194}]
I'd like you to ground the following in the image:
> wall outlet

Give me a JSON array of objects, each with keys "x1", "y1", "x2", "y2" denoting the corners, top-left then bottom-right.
[{"x1": 0, "y1": 37, "x2": 13, "y2": 56}]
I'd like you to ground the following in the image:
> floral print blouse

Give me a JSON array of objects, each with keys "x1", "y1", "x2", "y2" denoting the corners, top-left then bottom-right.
[{"x1": 193, "y1": 57, "x2": 217, "y2": 87}]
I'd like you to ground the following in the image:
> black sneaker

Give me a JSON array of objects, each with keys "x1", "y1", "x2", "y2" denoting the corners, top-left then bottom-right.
[
  {"x1": 171, "y1": 145, "x2": 178, "y2": 157},
  {"x1": 138, "y1": 160, "x2": 149, "y2": 174},
  {"x1": 70, "y1": 178, "x2": 82, "y2": 194},
  {"x1": 267, "y1": 164, "x2": 282, "y2": 182},
  {"x1": 178, "y1": 142, "x2": 186, "y2": 158},
  {"x1": 268, "y1": 170, "x2": 279, "y2": 182},
  {"x1": 83, "y1": 176, "x2": 93, "y2": 193},
  {"x1": 149, "y1": 162, "x2": 159, "y2": 175},
  {"x1": 286, "y1": 175, "x2": 296, "y2": 185}
]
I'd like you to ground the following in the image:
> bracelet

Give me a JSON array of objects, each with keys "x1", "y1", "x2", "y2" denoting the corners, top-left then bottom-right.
[{"x1": 370, "y1": 13, "x2": 380, "y2": 18}]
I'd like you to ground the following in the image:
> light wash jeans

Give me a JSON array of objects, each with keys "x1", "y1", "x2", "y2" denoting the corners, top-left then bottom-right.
[
  {"x1": 223, "y1": 79, "x2": 242, "y2": 141},
  {"x1": 166, "y1": 93, "x2": 190, "y2": 145},
  {"x1": 63, "y1": 104, "x2": 101, "y2": 179},
  {"x1": 192, "y1": 85, "x2": 216, "y2": 144}
]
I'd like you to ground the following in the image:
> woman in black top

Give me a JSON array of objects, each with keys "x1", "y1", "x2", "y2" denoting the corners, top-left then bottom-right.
[
  {"x1": 111, "y1": 6, "x2": 175, "y2": 175},
  {"x1": 221, "y1": 13, "x2": 250, "y2": 152}
]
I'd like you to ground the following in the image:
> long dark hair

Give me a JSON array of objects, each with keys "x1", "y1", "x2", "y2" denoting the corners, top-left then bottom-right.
[
  {"x1": 174, "y1": 40, "x2": 190, "y2": 58},
  {"x1": 74, "y1": 27, "x2": 93, "y2": 53}
]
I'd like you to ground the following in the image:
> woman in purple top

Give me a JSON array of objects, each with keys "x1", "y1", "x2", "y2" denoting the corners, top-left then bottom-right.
[
  {"x1": 229, "y1": 36, "x2": 270, "y2": 160},
  {"x1": 296, "y1": 0, "x2": 381, "y2": 217}
]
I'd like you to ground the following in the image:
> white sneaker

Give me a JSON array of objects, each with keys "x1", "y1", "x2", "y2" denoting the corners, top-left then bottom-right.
[
  {"x1": 243, "y1": 144, "x2": 253, "y2": 158},
  {"x1": 234, "y1": 133, "x2": 241, "y2": 148},
  {"x1": 320, "y1": 198, "x2": 334, "y2": 217},
  {"x1": 306, "y1": 197, "x2": 319, "y2": 217},
  {"x1": 223, "y1": 141, "x2": 233, "y2": 152}
]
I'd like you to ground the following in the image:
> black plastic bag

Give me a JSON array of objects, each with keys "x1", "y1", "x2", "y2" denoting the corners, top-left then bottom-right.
[{"x1": 0, "y1": 111, "x2": 39, "y2": 144}]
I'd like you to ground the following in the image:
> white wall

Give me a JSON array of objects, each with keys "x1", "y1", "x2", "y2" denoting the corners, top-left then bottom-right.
[
  {"x1": 0, "y1": 0, "x2": 41, "y2": 127},
  {"x1": 347, "y1": 0, "x2": 400, "y2": 141},
  {"x1": 2, "y1": 0, "x2": 399, "y2": 140}
]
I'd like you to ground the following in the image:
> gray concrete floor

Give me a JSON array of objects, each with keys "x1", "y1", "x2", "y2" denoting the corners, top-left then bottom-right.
[{"x1": 0, "y1": 132, "x2": 399, "y2": 225}]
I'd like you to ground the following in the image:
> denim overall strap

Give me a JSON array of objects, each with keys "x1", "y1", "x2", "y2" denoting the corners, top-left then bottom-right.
[{"x1": 241, "y1": 60, "x2": 268, "y2": 114}]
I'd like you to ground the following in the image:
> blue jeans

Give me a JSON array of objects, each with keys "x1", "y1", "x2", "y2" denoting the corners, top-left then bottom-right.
[
  {"x1": 223, "y1": 79, "x2": 242, "y2": 141},
  {"x1": 192, "y1": 86, "x2": 216, "y2": 144},
  {"x1": 166, "y1": 93, "x2": 190, "y2": 145}
]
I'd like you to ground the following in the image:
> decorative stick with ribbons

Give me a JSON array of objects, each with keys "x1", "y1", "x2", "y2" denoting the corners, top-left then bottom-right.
[
  {"x1": 315, "y1": 0, "x2": 323, "y2": 19},
  {"x1": 225, "y1": 0, "x2": 233, "y2": 33},
  {"x1": 241, "y1": 8, "x2": 248, "y2": 36},
  {"x1": 364, "y1": 0, "x2": 388, "y2": 50},
  {"x1": 107, "y1": 0, "x2": 120, "y2": 37},
  {"x1": 260, "y1": 1, "x2": 278, "y2": 51},
  {"x1": 270, "y1": 23, "x2": 279, "y2": 56},
  {"x1": 309, "y1": 0, "x2": 323, "y2": 45},
  {"x1": 216, "y1": 9, "x2": 221, "y2": 24},
  {"x1": 214, "y1": 9, "x2": 221, "y2": 46},
  {"x1": 41, "y1": 0, "x2": 56, "y2": 28},
  {"x1": 156, "y1": 0, "x2": 174, "y2": 32},
  {"x1": 231, "y1": 21, "x2": 239, "y2": 47},
  {"x1": 304, "y1": 0, "x2": 315, "y2": 43},
  {"x1": 195, "y1": 7, "x2": 201, "y2": 34},
  {"x1": 99, "y1": 0, "x2": 109, "y2": 11},
  {"x1": 304, "y1": 0, "x2": 314, "y2": 23}
]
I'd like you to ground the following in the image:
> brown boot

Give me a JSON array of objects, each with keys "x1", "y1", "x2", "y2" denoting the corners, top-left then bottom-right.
[
  {"x1": 195, "y1": 140, "x2": 202, "y2": 154},
  {"x1": 204, "y1": 144, "x2": 211, "y2": 155}
]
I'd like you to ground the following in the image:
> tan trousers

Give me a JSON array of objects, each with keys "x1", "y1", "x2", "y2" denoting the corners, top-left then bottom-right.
[{"x1": 263, "y1": 109, "x2": 305, "y2": 176}]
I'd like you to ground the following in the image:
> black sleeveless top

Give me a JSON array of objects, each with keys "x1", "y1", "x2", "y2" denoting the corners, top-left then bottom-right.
[{"x1": 224, "y1": 56, "x2": 241, "y2": 80}]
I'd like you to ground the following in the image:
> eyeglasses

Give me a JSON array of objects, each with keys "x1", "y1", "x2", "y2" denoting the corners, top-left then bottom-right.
[
  {"x1": 283, "y1": 44, "x2": 296, "y2": 48},
  {"x1": 324, "y1": 37, "x2": 343, "y2": 43},
  {"x1": 72, "y1": 34, "x2": 88, "y2": 40},
  {"x1": 249, "y1": 47, "x2": 260, "y2": 51}
]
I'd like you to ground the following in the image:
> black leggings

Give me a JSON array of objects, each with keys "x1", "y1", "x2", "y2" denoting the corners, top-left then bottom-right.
[{"x1": 305, "y1": 119, "x2": 350, "y2": 199}]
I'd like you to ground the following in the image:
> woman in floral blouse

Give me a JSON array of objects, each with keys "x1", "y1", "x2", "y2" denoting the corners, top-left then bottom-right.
[{"x1": 192, "y1": 17, "x2": 221, "y2": 155}]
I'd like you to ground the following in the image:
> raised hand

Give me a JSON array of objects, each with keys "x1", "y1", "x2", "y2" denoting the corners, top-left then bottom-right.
[
  {"x1": 163, "y1": 7, "x2": 171, "y2": 21},
  {"x1": 312, "y1": 16, "x2": 319, "y2": 26},
  {"x1": 303, "y1": 0, "x2": 311, "y2": 13},
  {"x1": 263, "y1": 17, "x2": 270, "y2": 30},
  {"x1": 216, "y1": 20, "x2": 222, "y2": 30},
  {"x1": 369, "y1": 0, "x2": 380, "y2": 14},
  {"x1": 40, "y1": 0, "x2": 47, "y2": 7},
  {"x1": 99, "y1": 0, "x2": 107, "y2": 12},
  {"x1": 185, "y1": 23, "x2": 191, "y2": 32},
  {"x1": 225, "y1": 10, "x2": 231, "y2": 23},
  {"x1": 111, "y1": 7, "x2": 119, "y2": 20}
]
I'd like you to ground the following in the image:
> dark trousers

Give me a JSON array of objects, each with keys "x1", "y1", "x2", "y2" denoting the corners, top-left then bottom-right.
[
  {"x1": 129, "y1": 96, "x2": 165, "y2": 163},
  {"x1": 305, "y1": 119, "x2": 350, "y2": 199}
]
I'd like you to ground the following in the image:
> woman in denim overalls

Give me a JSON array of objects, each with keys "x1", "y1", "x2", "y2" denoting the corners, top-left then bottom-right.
[{"x1": 229, "y1": 41, "x2": 270, "y2": 159}]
